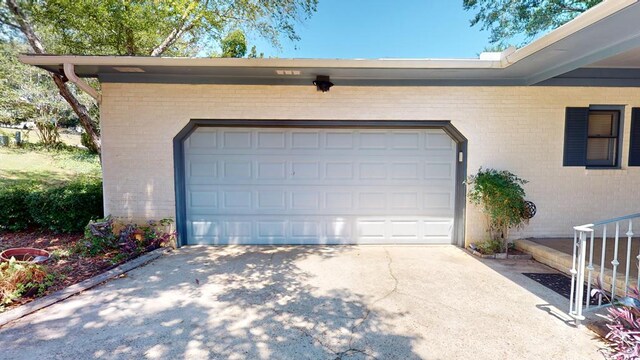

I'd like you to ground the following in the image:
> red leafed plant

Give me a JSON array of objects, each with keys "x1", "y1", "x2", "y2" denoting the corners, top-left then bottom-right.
[{"x1": 595, "y1": 287, "x2": 640, "y2": 359}]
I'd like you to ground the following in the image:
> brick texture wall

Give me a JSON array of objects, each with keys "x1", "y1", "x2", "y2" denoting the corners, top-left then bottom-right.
[{"x1": 100, "y1": 83, "x2": 640, "y2": 244}]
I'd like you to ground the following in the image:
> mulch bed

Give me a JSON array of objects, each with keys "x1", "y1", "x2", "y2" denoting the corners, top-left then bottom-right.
[
  {"x1": 0, "y1": 231, "x2": 120, "y2": 310},
  {"x1": 523, "y1": 272, "x2": 611, "y2": 306}
]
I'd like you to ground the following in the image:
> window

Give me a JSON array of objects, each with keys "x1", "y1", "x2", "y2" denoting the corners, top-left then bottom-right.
[
  {"x1": 585, "y1": 111, "x2": 619, "y2": 167},
  {"x1": 563, "y1": 107, "x2": 623, "y2": 168}
]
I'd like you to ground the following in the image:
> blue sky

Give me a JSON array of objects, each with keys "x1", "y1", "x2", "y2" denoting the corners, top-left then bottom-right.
[{"x1": 251, "y1": 0, "x2": 493, "y2": 59}]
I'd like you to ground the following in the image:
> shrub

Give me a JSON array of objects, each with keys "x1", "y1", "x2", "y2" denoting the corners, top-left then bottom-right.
[
  {"x1": 74, "y1": 216, "x2": 119, "y2": 257},
  {"x1": 27, "y1": 177, "x2": 103, "y2": 233},
  {"x1": 0, "y1": 184, "x2": 35, "y2": 231},
  {"x1": 476, "y1": 238, "x2": 504, "y2": 255},
  {"x1": 593, "y1": 287, "x2": 640, "y2": 359},
  {"x1": 467, "y1": 168, "x2": 529, "y2": 253},
  {"x1": 35, "y1": 120, "x2": 61, "y2": 148},
  {"x1": 0, "y1": 259, "x2": 54, "y2": 307},
  {"x1": 81, "y1": 132, "x2": 99, "y2": 154},
  {"x1": 74, "y1": 217, "x2": 175, "y2": 261}
]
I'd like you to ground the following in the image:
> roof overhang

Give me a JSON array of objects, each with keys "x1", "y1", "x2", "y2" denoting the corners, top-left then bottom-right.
[{"x1": 19, "y1": 0, "x2": 640, "y2": 87}]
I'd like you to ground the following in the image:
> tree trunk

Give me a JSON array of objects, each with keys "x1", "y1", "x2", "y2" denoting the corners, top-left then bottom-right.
[
  {"x1": 50, "y1": 74, "x2": 101, "y2": 153},
  {"x1": 5, "y1": 0, "x2": 102, "y2": 156}
]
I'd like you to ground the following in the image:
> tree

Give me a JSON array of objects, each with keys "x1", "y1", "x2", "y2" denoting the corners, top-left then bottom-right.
[
  {"x1": 0, "y1": 40, "x2": 92, "y2": 146},
  {"x1": 463, "y1": 0, "x2": 603, "y2": 47},
  {"x1": 0, "y1": 0, "x2": 318, "y2": 156},
  {"x1": 221, "y1": 30, "x2": 248, "y2": 58}
]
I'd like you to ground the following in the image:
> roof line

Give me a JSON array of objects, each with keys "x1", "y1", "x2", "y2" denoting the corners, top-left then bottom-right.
[
  {"x1": 504, "y1": 0, "x2": 638, "y2": 66},
  {"x1": 19, "y1": 55, "x2": 503, "y2": 70},
  {"x1": 17, "y1": 0, "x2": 640, "y2": 74}
]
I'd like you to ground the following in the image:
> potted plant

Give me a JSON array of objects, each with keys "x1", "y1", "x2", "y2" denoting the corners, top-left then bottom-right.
[{"x1": 467, "y1": 168, "x2": 530, "y2": 257}]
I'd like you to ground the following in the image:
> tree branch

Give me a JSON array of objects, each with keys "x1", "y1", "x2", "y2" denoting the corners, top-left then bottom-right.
[
  {"x1": 150, "y1": 2, "x2": 203, "y2": 57},
  {"x1": 0, "y1": 14, "x2": 20, "y2": 29},
  {"x1": 5, "y1": 0, "x2": 45, "y2": 53},
  {"x1": 150, "y1": 22, "x2": 193, "y2": 56},
  {"x1": 557, "y1": 4, "x2": 587, "y2": 13}
]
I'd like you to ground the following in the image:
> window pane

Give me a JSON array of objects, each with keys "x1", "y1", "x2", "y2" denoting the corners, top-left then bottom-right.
[
  {"x1": 587, "y1": 138, "x2": 615, "y2": 161},
  {"x1": 588, "y1": 113, "x2": 614, "y2": 136}
]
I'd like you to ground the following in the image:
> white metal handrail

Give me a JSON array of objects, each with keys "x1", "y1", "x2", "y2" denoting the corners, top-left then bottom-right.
[{"x1": 569, "y1": 213, "x2": 640, "y2": 323}]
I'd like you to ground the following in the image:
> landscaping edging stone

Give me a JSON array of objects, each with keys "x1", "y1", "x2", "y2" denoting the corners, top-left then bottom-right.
[
  {"x1": 466, "y1": 248, "x2": 533, "y2": 260},
  {"x1": 0, "y1": 248, "x2": 166, "y2": 328}
]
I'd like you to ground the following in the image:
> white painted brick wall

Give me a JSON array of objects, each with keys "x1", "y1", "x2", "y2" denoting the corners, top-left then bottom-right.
[{"x1": 100, "y1": 83, "x2": 640, "y2": 244}]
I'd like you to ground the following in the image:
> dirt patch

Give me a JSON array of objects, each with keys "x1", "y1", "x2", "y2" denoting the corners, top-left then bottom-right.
[{"x1": 0, "y1": 231, "x2": 118, "y2": 310}]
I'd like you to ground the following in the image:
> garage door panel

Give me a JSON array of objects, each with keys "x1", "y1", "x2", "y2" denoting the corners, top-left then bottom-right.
[
  {"x1": 186, "y1": 215, "x2": 454, "y2": 245},
  {"x1": 187, "y1": 128, "x2": 218, "y2": 149},
  {"x1": 391, "y1": 132, "x2": 420, "y2": 149},
  {"x1": 257, "y1": 131, "x2": 286, "y2": 149},
  {"x1": 425, "y1": 162, "x2": 453, "y2": 179},
  {"x1": 291, "y1": 131, "x2": 320, "y2": 149},
  {"x1": 257, "y1": 162, "x2": 286, "y2": 179},
  {"x1": 424, "y1": 192, "x2": 454, "y2": 210},
  {"x1": 187, "y1": 185, "x2": 454, "y2": 216},
  {"x1": 426, "y1": 132, "x2": 455, "y2": 149},
  {"x1": 184, "y1": 127, "x2": 456, "y2": 245},
  {"x1": 257, "y1": 191, "x2": 286, "y2": 209},
  {"x1": 222, "y1": 130, "x2": 252, "y2": 149}
]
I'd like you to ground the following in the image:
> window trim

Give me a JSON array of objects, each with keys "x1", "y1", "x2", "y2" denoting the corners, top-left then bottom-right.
[
  {"x1": 585, "y1": 105, "x2": 625, "y2": 170},
  {"x1": 585, "y1": 109, "x2": 621, "y2": 169}
]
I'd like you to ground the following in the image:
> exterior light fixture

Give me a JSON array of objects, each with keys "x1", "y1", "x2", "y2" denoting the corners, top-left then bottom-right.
[{"x1": 313, "y1": 75, "x2": 333, "y2": 92}]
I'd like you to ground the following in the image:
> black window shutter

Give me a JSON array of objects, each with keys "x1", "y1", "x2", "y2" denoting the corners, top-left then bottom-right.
[
  {"x1": 630, "y1": 108, "x2": 640, "y2": 166},
  {"x1": 563, "y1": 107, "x2": 589, "y2": 166}
]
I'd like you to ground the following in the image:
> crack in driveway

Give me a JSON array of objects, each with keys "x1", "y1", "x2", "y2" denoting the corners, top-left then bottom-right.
[{"x1": 341, "y1": 247, "x2": 399, "y2": 359}]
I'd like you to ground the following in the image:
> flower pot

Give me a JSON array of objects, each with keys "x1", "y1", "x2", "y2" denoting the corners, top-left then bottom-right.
[{"x1": 0, "y1": 248, "x2": 50, "y2": 263}]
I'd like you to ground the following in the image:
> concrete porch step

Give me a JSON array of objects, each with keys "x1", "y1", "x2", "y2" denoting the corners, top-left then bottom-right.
[{"x1": 514, "y1": 239, "x2": 638, "y2": 299}]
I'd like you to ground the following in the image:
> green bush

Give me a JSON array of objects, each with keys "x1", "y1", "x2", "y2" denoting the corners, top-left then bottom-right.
[
  {"x1": 0, "y1": 185, "x2": 36, "y2": 231},
  {"x1": 467, "y1": 168, "x2": 529, "y2": 251},
  {"x1": 476, "y1": 238, "x2": 504, "y2": 255},
  {"x1": 27, "y1": 177, "x2": 103, "y2": 233},
  {"x1": 74, "y1": 217, "x2": 175, "y2": 261},
  {"x1": 74, "y1": 216, "x2": 118, "y2": 257},
  {"x1": 80, "y1": 132, "x2": 99, "y2": 154}
]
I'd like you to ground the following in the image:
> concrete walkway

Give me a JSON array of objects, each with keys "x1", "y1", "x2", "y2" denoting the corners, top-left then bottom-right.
[{"x1": 0, "y1": 246, "x2": 603, "y2": 359}]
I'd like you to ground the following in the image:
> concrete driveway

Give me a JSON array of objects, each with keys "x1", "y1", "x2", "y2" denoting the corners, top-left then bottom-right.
[{"x1": 0, "y1": 246, "x2": 602, "y2": 359}]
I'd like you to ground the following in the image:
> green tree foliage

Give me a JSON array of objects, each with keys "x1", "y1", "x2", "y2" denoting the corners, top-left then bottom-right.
[
  {"x1": 463, "y1": 0, "x2": 603, "y2": 46},
  {"x1": 221, "y1": 30, "x2": 247, "y2": 58},
  {"x1": 0, "y1": 0, "x2": 318, "y2": 155},
  {"x1": 0, "y1": 41, "x2": 94, "y2": 147},
  {"x1": 22, "y1": 0, "x2": 317, "y2": 56}
]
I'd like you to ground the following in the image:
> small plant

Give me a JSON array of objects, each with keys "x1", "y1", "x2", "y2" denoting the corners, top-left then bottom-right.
[
  {"x1": 74, "y1": 216, "x2": 175, "y2": 262},
  {"x1": 592, "y1": 287, "x2": 640, "y2": 359},
  {"x1": 0, "y1": 259, "x2": 54, "y2": 306},
  {"x1": 467, "y1": 168, "x2": 529, "y2": 254},
  {"x1": 113, "y1": 218, "x2": 175, "y2": 263},
  {"x1": 476, "y1": 238, "x2": 504, "y2": 255},
  {"x1": 74, "y1": 216, "x2": 118, "y2": 257}
]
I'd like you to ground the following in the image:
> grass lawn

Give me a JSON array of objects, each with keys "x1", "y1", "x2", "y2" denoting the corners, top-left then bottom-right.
[{"x1": 0, "y1": 146, "x2": 101, "y2": 187}]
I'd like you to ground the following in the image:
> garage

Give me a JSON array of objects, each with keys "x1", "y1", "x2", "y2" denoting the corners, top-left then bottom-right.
[{"x1": 176, "y1": 121, "x2": 464, "y2": 245}]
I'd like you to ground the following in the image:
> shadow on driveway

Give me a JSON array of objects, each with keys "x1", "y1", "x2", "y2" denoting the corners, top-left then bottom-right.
[{"x1": 0, "y1": 246, "x2": 419, "y2": 359}]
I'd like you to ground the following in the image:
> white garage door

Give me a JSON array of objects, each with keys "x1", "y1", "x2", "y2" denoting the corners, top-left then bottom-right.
[{"x1": 184, "y1": 127, "x2": 457, "y2": 245}]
